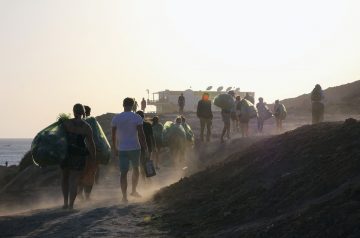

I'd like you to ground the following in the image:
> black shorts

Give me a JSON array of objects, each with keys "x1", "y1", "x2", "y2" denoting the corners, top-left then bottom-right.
[{"x1": 61, "y1": 155, "x2": 86, "y2": 171}]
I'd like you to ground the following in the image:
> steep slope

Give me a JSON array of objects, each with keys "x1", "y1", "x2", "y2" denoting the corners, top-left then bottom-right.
[{"x1": 154, "y1": 119, "x2": 360, "y2": 238}]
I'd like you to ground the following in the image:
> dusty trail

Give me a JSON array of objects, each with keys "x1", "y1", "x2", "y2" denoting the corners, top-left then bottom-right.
[
  {"x1": 0, "y1": 161, "x2": 185, "y2": 238},
  {"x1": 0, "y1": 198, "x2": 165, "y2": 238}
]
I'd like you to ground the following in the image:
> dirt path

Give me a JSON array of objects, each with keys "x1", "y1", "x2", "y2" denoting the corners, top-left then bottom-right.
[{"x1": 0, "y1": 198, "x2": 167, "y2": 237}]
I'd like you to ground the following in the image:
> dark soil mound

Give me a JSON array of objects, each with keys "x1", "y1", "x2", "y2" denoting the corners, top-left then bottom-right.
[{"x1": 153, "y1": 119, "x2": 360, "y2": 238}]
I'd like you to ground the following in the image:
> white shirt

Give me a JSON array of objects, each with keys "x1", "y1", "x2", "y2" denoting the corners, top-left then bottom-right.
[{"x1": 111, "y1": 111, "x2": 143, "y2": 151}]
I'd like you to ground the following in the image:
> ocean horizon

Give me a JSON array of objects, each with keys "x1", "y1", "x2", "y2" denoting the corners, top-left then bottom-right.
[{"x1": 0, "y1": 138, "x2": 32, "y2": 166}]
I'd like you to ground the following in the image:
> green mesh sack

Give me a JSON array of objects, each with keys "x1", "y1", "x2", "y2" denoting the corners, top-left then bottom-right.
[
  {"x1": 31, "y1": 121, "x2": 68, "y2": 167},
  {"x1": 213, "y1": 94, "x2": 235, "y2": 110},
  {"x1": 162, "y1": 121, "x2": 186, "y2": 147},
  {"x1": 182, "y1": 122, "x2": 194, "y2": 143},
  {"x1": 152, "y1": 123, "x2": 164, "y2": 145},
  {"x1": 240, "y1": 99, "x2": 258, "y2": 119},
  {"x1": 85, "y1": 117, "x2": 111, "y2": 165}
]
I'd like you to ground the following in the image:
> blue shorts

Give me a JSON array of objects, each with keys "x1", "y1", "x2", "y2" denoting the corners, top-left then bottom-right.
[{"x1": 118, "y1": 150, "x2": 141, "y2": 173}]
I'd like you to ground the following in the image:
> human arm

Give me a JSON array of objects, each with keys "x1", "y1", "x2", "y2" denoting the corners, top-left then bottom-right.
[
  {"x1": 196, "y1": 101, "x2": 201, "y2": 118},
  {"x1": 137, "y1": 125, "x2": 148, "y2": 151},
  {"x1": 111, "y1": 126, "x2": 118, "y2": 156},
  {"x1": 85, "y1": 126, "x2": 96, "y2": 162}
]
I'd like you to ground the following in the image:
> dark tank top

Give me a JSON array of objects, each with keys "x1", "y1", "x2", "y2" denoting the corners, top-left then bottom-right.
[{"x1": 67, "y1": 121, "x2": 89, "y2": 156}]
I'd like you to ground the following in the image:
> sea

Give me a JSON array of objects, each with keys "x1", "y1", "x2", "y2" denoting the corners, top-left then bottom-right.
[{"x1": 0, "y1": 139, "x2": 33, "y2": 166}]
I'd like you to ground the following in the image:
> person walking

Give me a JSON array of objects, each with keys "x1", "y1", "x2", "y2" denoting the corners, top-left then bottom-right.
[
  {"x1": 196, "y1": 93, "x2": 213, "y2": 142},
  {"x1": 274, "y1": 100, "x2": 287, "y2": 133},
  {"x1": 141, "y1": 98, "x2": 147, "y2": 112},
  {"x1": 78, "y1": 105, "x2": 98, "y2": 201},
  {"x1": 132, "y1": 99, "x2": 138, "y2": 112},
  {"x1": 111, "y1": 98, "x2": 148, "y2": 203},
  {"x1": 256, "y1": 97, "x2": 271, "y2": 133},
  {"x1": 233, "y1": 96, "x2": 241, "y2": 133},
  {"x1": 61, "y1": 103, "x2": 96, "y2": 210},
  {"x1": 238, "y1": 98, "x2": 250, "y2": 137},
  {"x1": 311, "y1": 84, "x2": 325, "y2": 124},
  {"x1": 220, "y1": 91, "x2": 234, "y2": 143},
  {"x1": 136, "y1": 110, "x2": 155, "y2": 181},
  {"x1": 178, "y1": 93, "x2": 185, "y2": 114},
  {"x1": 152, "y1": 116, "x2": 163, "y2": 169}
]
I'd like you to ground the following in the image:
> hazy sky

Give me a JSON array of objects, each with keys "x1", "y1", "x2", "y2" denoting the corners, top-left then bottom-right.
[{"x1": 1, "y1": 0, "x2": 360, "y2": 138}]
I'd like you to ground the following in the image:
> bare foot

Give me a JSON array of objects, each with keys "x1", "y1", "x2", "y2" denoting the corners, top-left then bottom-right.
[
  {"x1": 122, "y1": 197, "x2": 128, "y2": 203},
  {"x1": 130, "y1": 191, "x2": 142, "y2": 198}
]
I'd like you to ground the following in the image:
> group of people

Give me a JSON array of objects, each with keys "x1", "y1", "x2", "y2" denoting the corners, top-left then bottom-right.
[
  {"x1": 61, "y1": 84, "x2": 325, "y2": 209},
  {"x1": 131, "y1": 98, "x2": 148, "y2": 113},
  {"x1": 195, "y1": 91, "x2": 288, "y2": 143}
]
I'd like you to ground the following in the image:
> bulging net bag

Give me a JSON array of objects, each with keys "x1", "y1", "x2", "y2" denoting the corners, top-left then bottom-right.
[
  {"x1": 85, "y1": 117, "x2": 111, "y2": 165},
  {"x1": 31, "y1": 121, "x2": 67, "y2": 167},
  {"x1": 240, "y1": 99, "x2": 258, "y2": 119},
  {"x1": 162, "y1": 121, "x2": 186, "y2": 147},
  {"x1": 213, "y1": 94, "x2": 235, "y2": 110}
]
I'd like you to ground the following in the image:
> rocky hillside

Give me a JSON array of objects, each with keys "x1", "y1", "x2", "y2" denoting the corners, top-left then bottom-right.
[
  {"x1": 153, "y1": 119, "x2": 360, "y2": 238},
  {"x1": 280, "y1": 80, "x2": 360, "y2": 115}
]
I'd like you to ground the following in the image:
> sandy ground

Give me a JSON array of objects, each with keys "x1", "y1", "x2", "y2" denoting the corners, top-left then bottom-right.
[{"x1": 0, "y1": 157, "x2": 188, "y2": 237}]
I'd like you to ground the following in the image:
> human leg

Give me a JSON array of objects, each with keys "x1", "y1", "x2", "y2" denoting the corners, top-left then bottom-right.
[
  {"x1": 200, "y1": 118, "x2": 205, "y2": 141},
  {"x1": 129, "y1": 150, "x2": 141, "y2": 196},
  {"x1": 68, "y1": 170, "x2": 81, "y2": 209},
  {"x1": 206, "y1": 119, "x2": 212, "y2": 142},
  {"x1": 61, "y1": 169, "x2": 70, "y2": 208},
  {"x1": 119, "y1": 151, "x2": 130, "y2": 201},
  {"x1": 221, "y1": 123, "x2": 226, "y2": 143}
]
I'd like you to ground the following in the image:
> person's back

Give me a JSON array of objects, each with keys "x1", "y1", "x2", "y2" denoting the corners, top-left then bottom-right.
[
  {"x1": 311, "y1": 84, "x2": 324, "y2": 124},
  {"x1": 143, "y1": 121, "x2": 154, "y2": 152},
  {"x1": 111, "y1": 98, "x2": 147, "y2": 202},
  {"x1": 311, "y1": 84, "x2": 324, "y2": 102},
  {"x1": 112, "y1": 112, "x2": 142, "y2": 150},
  {"x1": 61, "y1": 103, "x2": 96, "y2": 210},
  {"x1": 197, "y1": 99, "x2": 212, "y2": 119}
]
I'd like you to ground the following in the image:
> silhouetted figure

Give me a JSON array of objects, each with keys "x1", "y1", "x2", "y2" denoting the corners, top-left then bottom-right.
[
  {"x1": 78, "y1": 105, "x2": 98, "y2": 201},
  {"x1": 136, "y1": 110, "x2": 155, "y2": 181},
  {"x1": 197, "y1": 93, "x2": 213, "y2": 142},
  {"x1": 84, "y1": 105, "x2": 91, "y2": 118},
  {"x1": 178, "y1": 93, "x2": 185, "y2": 114},
  {"x1": 238, "y1": 98, "x2": 250, "y2": 137},
  {"x1": 311, "y1": 84, "x2": 325, "y2": 124},
  {"x1": 234, "y1": 96, "x2": 241, "y2": 133},
  {"x1": 232, "y1": 95, "x2": 240, "y2": 133},
  {"x1": 152, "y1": 116, "x2": 163, "y2": 169},
  {"x1": 274, "y1": 100, "x2": 287, "y2": 133},
  {"x1": 61, "y1": 104, "x2": 96, "y2": 210},
  {"x1": 256, "y1": 97, "x2": 271, "y2": 133},
  {"x1": 111, "y1": 98, "x2": 148, "y2": 202},
  {"x1": 5, "y1": 161, "x2": 8, "y2": 167},
  {"x1": 132, "y1": 99, "x2": 138, "y2": 112},
  {"x1": 141, "y1": 98, "x2": 147, "y2": 112},
  {"x1": 220, "y1": 91, "x2": 234, "y2": 143}
]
